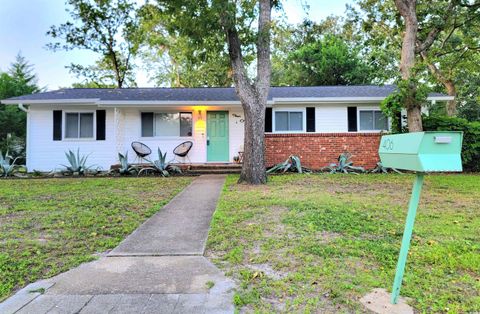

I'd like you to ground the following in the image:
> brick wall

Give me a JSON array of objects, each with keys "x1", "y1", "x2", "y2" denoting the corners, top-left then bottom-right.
[{"x1": 265, "y1": 133, "x2": 382, "y2": 170}]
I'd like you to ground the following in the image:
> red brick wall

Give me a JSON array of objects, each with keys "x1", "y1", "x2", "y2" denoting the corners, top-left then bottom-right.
[{"x1": 265, "y1": 133, "x2": 381, "y2": 170}]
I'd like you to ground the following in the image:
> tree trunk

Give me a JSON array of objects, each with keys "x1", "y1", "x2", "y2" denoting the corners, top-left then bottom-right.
[
  {"x1": 395, "y1": 0, "x2": 423, "y2": 132},
  {"x1": 421, "y1": 52, "x2": 458, "y2": 117},
  {"x1": 445, "y1": 80, "x2": 457, "y2": 116},
  {"x1": 240, "y1": 103, "x2": 267, "y2": 184},
  {"x1": 221, "y1": 0, "x2": 271, "y2": 184}
]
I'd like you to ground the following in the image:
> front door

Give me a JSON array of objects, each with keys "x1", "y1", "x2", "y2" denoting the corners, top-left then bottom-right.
[{"x1": 207, "y1": 111, "x2": 229, "y2": 162}]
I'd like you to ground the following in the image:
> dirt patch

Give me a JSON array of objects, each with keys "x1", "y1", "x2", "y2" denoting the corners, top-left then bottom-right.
[{"x1": 247, "y1": 263, "x2": 289, "y2": 280}]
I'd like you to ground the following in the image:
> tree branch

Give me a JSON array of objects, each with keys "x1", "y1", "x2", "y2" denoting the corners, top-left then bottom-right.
[{"x1": 415, "y1": 1, "x2": 456, "y2": 53}]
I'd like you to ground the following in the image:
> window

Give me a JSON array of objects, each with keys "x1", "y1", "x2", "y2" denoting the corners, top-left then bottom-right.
[
  {"x1": 359, "y1": 110, "x2": 388, "y2": 131},
  {"x1": 142, "y1": 112, "x2": 192, "y2": 137},
  {"x1": 65, "y1": 112, "x2": 94, "y2": 138},
  {"x1": 275, "y1": 111, "x2": 303, "y2": 131}
]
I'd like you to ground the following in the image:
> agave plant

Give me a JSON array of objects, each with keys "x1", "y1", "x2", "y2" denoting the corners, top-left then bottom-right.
[
  {"x1": 0, "y1": 150, "x2": 24, "y2": 177},
  {"x1": 267, "y1": 155, "x2": 310, "y2": 174},
  {"x1": 138, "y1": 148, "x2": 181, "y2": 177},
  {"x1": 61, "y1": 149, "x2": 94, "y2": 175},
  {"x1": 324, "y1": 152, "x2": 365, "y2": 174},
  {"x1": 117, "y1": 152, "x2": 137, "y2": 175},
  {"x1": 370, "y1": 162, "x2": 402, "y2": 174}
]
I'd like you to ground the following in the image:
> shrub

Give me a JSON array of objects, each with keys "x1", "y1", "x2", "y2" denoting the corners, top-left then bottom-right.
[{"x1": 423, "y1": 115, "x2": 480, "y2": 171}]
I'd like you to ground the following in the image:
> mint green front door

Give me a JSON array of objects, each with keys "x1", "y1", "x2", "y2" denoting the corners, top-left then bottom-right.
[{"x1": 207, "y1": 111, "x2": 229, "y2": 162}]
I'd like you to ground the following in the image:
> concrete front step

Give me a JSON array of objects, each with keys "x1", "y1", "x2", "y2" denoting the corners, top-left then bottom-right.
[
  {"x1": 183, "y1": 163, "x2": 242, "y2": 174},
  {"x1": 187, "y1": 169, "x2": 241, "y2": 174}
]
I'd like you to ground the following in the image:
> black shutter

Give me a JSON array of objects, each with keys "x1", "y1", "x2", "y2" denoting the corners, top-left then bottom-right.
[
  {"x1": 306, "y1": 107, "x2": 315, "y2": 132},
  {"x1": 141, "y1": 112, "x2": 154, "y2": 137},
  {"x1": 265, "y1": 107, "x2": 272, "y2": 132},
  {"x1": 347, "y1": 106, "x2": 358, "y2": 132},
  {"x1": 96, "y1": 110, "x2": 106, "y2": 140},
  {"x1": 53, "y1": 110, "x2": 62, "y2": 141}
]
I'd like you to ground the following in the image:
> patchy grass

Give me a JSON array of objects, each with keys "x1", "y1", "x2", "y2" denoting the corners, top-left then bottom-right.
[
  {"x1": 0, "y1": 177, "x2": 191, "y2": 301},
  {"x1": 207, "y1": 174, "x2": 480, "y2": 313}
]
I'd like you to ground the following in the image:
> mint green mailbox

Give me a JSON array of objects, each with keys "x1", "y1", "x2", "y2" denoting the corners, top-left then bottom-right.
[
  {"x1": 379, "y1": 131, "x2": 463, "y2": 172},
  {"x1": 378, "y1": 131, "x2": 463, "y2": 305}
]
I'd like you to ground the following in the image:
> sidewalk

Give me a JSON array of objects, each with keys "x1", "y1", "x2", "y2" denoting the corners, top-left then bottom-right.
[{"x1": 0, "y1": 175, "x2": 234, "y2": 314}]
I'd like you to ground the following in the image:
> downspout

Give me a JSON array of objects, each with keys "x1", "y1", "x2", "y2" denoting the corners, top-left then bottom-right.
[{"x1": 18, "y1": 103, "x2": 29, "y2": 112}]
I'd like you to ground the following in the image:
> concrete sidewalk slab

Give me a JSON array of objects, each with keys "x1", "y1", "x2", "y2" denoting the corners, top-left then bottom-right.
[
  {"x1": 109, "y1": 175, "x2": 226, "y2": 256},
  {"x1": 46, "y1": 256, "x2": 233, "y2": 295}
]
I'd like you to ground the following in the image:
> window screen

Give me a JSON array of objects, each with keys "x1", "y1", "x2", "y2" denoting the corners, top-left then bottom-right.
[
  {"x1": 142, "y1": 112, "x2": 193, "y2": 137},
  {"x1": 155, "y1": 113, "x2": 179, "y2": 136},
  {"x1": 275, "y1": 111, "x2": 303, "y2": 131},
  {"x1": 180, "y1": 112, "x2": 193, "y2": 136},
  {"x1": 359, "y1": 110, "x2": 388, "y2": 131},
  {"x1": 65, "y1": 112, "x2": 94, "y2": 138}
]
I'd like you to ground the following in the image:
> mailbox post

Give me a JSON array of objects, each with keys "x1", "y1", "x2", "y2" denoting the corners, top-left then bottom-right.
[{"x1": 378, "y1": 131, "x2": 463, "y2": 304}]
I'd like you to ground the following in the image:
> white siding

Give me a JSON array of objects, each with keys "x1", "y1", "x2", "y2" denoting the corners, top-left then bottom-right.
[
  {"x1": 315, "y1": 105, "x2": 348, "y2": 132},
  {"x1": 228, "y1": 108, "x2": 245, "y2": 160},
  {"x1": 27, "y1": 105, "x2": 116, "y2": 171}
]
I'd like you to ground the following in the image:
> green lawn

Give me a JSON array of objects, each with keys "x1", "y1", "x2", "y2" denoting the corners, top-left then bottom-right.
[
  {"x1": 207, "y1": 174, "x2": 480, "y2": 313},
  {"x1": 0, "y1": 177, "x2": 191, "y2": 301}
]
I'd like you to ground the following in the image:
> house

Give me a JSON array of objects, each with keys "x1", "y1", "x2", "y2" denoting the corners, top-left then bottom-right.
[{"x1": 1, "y1": 85, "x2": 452, "y2": 171}]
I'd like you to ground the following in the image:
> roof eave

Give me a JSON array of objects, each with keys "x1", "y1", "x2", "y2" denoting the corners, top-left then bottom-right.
[{"x1": 0, "y1": 98, "x2": 100, "y2": 105}]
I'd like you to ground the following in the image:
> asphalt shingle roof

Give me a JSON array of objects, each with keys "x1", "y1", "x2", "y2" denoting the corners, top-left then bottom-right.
[{"x1": 2, "y1": 85, "x2": 446, "y2": 102}]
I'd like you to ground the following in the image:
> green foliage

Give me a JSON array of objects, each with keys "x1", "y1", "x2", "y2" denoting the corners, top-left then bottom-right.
[
  {"x1": 0, "y1": 151, "x2": 24, "y2": 178},
  {"x1": 47, "y1": 0, "x2": 142, "y2": 88},
  {"x1": 0, "y1": 177, "x2": 191, "y2": 301},
  {"x1": 138, "y1": 148, "x2": 181, "y2": 177},
  {"x1": 350, "y1": 0, "x2": 480, "y2": 118},
  {"x1": 138, "y1": 0, "x2": 278, "y2": 87},
  {"x1": 0, "y1": 53, "x2": 40, "y2": 141},
  {"x1": 423, "y1": 115, "x2": 480, "y2": 171},
  {"x1": 139, "y1": 3, "x2": 233, "y2": 87},
  {"x1": 273, "y1": 34, "x2": 375, "y2": 86},
  {"x1": 324, "y1": 152, "x2": 365, "y2": 174},
  {"x1": 267, "y1": 155, "x2": 308, "y2": 174},
  {"x1": 0, "y1": 133, "x2": 25, "y2": 160},
  {"x1": 61, "y1": 149, "x2": 95, "y2": 175},
  {"x1": 381, "y1": 78, "x2": 430, "y2": 133}
]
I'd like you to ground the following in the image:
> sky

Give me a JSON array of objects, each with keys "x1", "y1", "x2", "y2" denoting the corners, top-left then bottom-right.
[{"x1": 0, "y1": 0, "x2": 351, "y2": 90}]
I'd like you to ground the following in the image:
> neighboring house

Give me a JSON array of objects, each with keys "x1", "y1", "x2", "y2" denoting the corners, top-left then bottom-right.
[{"x1": 1, "y1": 85, "x2": 452, "y2": 171}]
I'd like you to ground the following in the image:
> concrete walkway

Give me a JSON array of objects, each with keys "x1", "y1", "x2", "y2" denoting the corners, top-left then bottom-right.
[{"x1": 1, "y1": 175, "x2": 234, "y2": 314}]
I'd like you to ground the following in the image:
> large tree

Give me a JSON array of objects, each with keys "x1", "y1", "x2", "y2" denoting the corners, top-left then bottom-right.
[
  {"x1": 47, "y1": 0, "x2": 142, "y2": 88},
  {"x1": 0, "y1": 53, "x2": 40, "y2": 152},
  {"x1": 144, "y1": 0, "x2": 274, "y2": 184},
  {"x1": 273, "y1": 34, "x2": 375, "y2": 86},
  {"x1": 351, "y1": 0, "x2": 480, "y2": 130},
  {"x1": 138, "y1": 4, "x2": 233, "y2": 87}
]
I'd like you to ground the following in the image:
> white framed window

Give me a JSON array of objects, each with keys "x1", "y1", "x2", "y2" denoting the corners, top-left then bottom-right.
[
  {"x1": 358, "y1": 110, "x2": 388, "y2": 131},
  {"x1": 64, "y1": 112, "x2": 95, "y2": 139},
  {"x1": 274, "y1": 111, "x2": 304, "y2": 132},
  {"x1": 142, "y1": 112, "x2": 193, "y2": 137}
]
